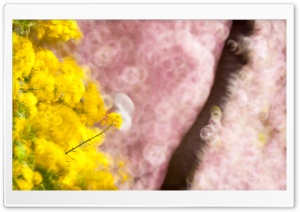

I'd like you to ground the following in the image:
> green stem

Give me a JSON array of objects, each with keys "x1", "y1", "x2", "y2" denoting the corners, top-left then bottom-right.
[{"x1": 65, "y1": 124, "x2": 113, "y2": 155}]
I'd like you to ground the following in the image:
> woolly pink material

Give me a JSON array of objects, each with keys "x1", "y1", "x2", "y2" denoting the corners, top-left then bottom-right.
[
  {"x1": 75, "y1": 20, "x2": 230, "y2": 189},
  {"x1": 73, "y1": 20, "x2": 286, "y2": 190},
  {"x1": 191, "y1": 20, "x2": 286, "y2": 190}
]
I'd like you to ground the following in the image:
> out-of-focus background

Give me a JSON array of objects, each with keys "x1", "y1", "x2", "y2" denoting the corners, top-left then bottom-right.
[{"x1": 53, "y1": 20, "x2": 286, "y2": 190}]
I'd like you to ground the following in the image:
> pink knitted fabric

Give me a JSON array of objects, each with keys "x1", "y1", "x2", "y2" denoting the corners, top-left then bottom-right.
[{"x1": 72, "y1": 20, "x2": 286, "y2": 190}]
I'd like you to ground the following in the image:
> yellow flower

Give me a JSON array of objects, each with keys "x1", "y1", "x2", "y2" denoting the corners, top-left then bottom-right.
[
  {"x1": 29, "y1": 71, "x2": 56, "y2": 103},
  {"x1": 104, "y1": 112, "x2": 123, "y2": 129},
  {"x1": 18, "y1": 92, "x2": 38, "y2": 108},
  {"x1": 13, "y1": 161, "x2": 34, "y2": 190},
  {"x1": 13, "y1": 76, "x2": 20, "y2": 100},
  {"x1": 33, "y1": 171, "x2": 43, "y2": 185},
  {"x1": 55, "y1": 58, "x2": 86, "y2": 107},
  {"x1": 13, "y1": 117, "x2": 26, "y2": 133},
  {"x1": 13, "y1": 32, "x2": 36, "y2": 79},
  {"x1": 37, "y1": 102, "x2": 47, "y2": 111},
  {"x1": 78, "y1": 82, "x2": 106, "y2": 126},
  {"x1": 17, "y1": 92, "x2": 38, "y2": 119},
  {"x1": 35, "y1": 20, "x2": 82, "y2": 43},
  {"x1": 34, "y1": 138, "x2": 67, "y2": 174},
  {"x1": 32, "y1": 49, "x2": 59, "y2": 76}
]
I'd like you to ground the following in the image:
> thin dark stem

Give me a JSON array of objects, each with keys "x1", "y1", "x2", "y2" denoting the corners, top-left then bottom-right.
[{"x1": 65, "y1": 124, "x2": 113, "y2": 155}]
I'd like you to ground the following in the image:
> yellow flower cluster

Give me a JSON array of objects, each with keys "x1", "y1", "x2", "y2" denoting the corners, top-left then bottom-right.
[
  {"x1": 34, "y1": 20, "x2": 82, "y2": 42},
  {"x1": 12, "y1": 32, "x2": 35, "y2": 80},
  {"x1": 77, "y1": 82, "x2": 107, "y2": 126},
  {"x1": 103, "y1": 112, "x2": 123, "y2": 129},
  {"x1": 12, "y1": 20, "x2": 127, "y2": 190},
  {"x1": 12, "y1": 20, "x2": 82, "y2": 43}
]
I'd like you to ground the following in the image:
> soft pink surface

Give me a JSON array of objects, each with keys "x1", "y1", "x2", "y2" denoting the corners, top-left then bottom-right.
[
  {"x1": 75, "y1": 20, "x2": 230, "y2": 189},
  {"x1": 74, "y1": 20, "x2": 286, "y2": 190},
  {"x1": 191, "y1": 20, "x2": 286, "y2": 190}
]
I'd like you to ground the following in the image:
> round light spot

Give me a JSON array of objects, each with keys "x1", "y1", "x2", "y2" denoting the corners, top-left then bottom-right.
[
  {"x1": 143, "y1": 145, "x2": 167, "y2": 166},
  {"x1": 200, "y1": 125, "x2": 215, "y2": 141}
]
